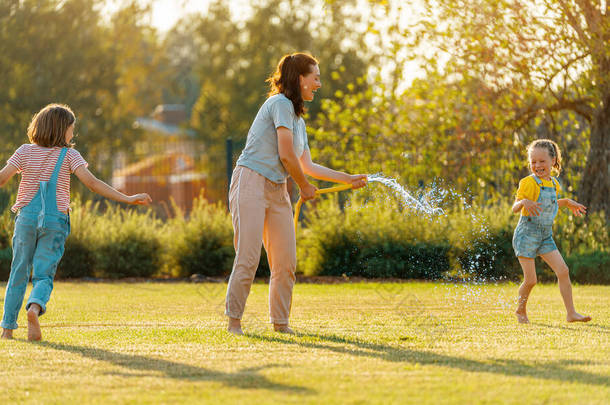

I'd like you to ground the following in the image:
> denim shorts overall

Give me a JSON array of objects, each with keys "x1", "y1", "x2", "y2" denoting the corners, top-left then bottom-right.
[
  {"x1": 512, "y1": 175, "x2": 559, "y2": 259},
  {"x1": 1, "y1": 148, "x2": 70, "y2": 330}
]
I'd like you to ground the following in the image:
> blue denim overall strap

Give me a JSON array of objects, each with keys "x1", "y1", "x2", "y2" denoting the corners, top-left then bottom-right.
[
  {"x1": 529, "y1": 174, "x2": 559, "y2": 228},
  {"x1": 512, "y1": 175, "x2": 560, "y2": 258}
]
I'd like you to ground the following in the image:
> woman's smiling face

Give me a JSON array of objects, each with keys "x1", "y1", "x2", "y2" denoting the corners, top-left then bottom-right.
[
  {"x1": 529, "y1": 147, "x2": 555, "y2": 180},
  {"x1": 300, "y1": 64, "x2": 321, "y2": 102}
]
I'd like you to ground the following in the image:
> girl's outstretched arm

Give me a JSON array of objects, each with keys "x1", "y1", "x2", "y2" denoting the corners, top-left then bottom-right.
[
  {"x1": 558, "y1": 198, "x2": 587, "y2": 216},
  {"x1": 74, "y1": 166, "x2": 152, "y2": 205},
  {"x1": 512, "y1": 198, "x2": 542, "y2": 215},
  {"x1": 0, "y1": 164, "x2": 18, "y2": 187}
]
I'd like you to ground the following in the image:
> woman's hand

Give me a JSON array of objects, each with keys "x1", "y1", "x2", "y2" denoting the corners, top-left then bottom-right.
[
  {"x1": 348, "y1": 174, "x2": 368, "y2": 189},
  {"x1": 128, "y1": 193, "x2": 152, "y2": 205},
  {"x1": 299, "y1": 182, "x2": 318, "y2": 201},
  {"x1": 521, "y1": 199, "x2": 542, "y2": 216},
  {"x1": 566, "y1": 199, "x2": 587, "y2": 217}
]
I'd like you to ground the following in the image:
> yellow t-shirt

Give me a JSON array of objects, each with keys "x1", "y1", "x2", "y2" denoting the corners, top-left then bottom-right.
[{"x1": 515, "y1": 176, "x2": 563, "y2": 216}]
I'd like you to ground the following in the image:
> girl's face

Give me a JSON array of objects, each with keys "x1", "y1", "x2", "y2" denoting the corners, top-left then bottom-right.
[
  {"x1": 529, "y1": 147, "x2": 555, "y2": 179},
  {"x1": 65, "y1": 123, "x2": 75, "y2": 144},
  {"x1": 300, "y1": 64, "x2": 321, "y2": 102}
]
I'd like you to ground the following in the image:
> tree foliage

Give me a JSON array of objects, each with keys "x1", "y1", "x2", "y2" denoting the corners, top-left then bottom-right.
[
  {"x1": 0, "y1": 0, "x2": 165, "y2": 181},
  {"x1": 414, "y1": 0, "x2": 609, "y2": 216},
  {"x1": 176, "y1": 0, "x2": 371, "y2": 200},
  {"x1": 315, "y1": 0, "x2": 607, "y2": 216}
]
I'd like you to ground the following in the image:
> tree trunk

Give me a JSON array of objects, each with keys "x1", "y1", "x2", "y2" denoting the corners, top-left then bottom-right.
[{"x1": 579, "y1": 94, "x2": 610, "y2": 221}]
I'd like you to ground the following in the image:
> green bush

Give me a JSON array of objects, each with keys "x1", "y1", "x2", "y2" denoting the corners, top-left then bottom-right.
[
  {"x1": 361, "y1": 242, "x2": 451, "y2": 279},
  {"x1": 256, "y1": 249, "x2": 271, "y2": 278},
  {"x1": 165, "y1": 198, "x2": 234, "y2": 277},
  {"x1": 566, "y1": 251, "x2": 610, "y2": 284},
  {"x1": 0, "y1": 190, "x2": 605, "y2": 283},
  {"x1": 92, "y1": 204, "x2": 162, "y2": 279},
  {"x1": 0, "y1": 248, "x2": 11, "y2": 281},
  {"x1": 298, "y1": 197, "x2": 451, "y2": 278},
  {"x1": 164, "y1": 197, "x2": 271, "y2": 278},
  {"x1": 457, "y1": 229, "x2": 519, "y2": 281},
  {"x1": 534, "y1": 210, "x2": 609, "y2": 283},
  {"x1": 448, "y1": 203, "x2": 522, "y2": 281},
  {"x1": 554, "y1": 210, "x2": 609, "y2": 255},
  {"x1": 0, "y1": 210, "x2": 14, "y2": 280},
  {"x1": 57, "y1": 238, "x2": 96, "y2": 279},
  {"x1": 0, "y1": 189, "x2": 15, "y2": 214},
  {"x1": 0, "y1": 210, "x2": 13, "y2": 249},
  {"x1": 56, "y1": 200, "x2": 97, "y2": 279}
]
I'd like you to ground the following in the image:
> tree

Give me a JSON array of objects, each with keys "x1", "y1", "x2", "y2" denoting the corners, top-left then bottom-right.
[
  {"x1": 173, "y1": 0, "x2": 372, "y2": 200},
  {"x1": 415, "y1": 0, "x2": 609, "y2": 217},
  {"x1": 0, "y1": 0, "x2": 165, "y2": 182},
  {"x1": 0, "y1": 0, "x2": 116, "y2": 154}
]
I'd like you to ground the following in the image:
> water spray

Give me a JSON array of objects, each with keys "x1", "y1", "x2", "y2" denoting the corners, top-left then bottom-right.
[
  {"x1": 293, "y1": 174, "x2": 446, "y2": 234},
  {"x1": 367, "y1": 174, "x2": 445, "y2": 216},
  {"x1": 292, "y1": 174, "x2": 512, "y2": 309}
]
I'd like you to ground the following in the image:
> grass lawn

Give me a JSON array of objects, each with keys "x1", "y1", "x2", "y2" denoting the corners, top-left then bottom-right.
[{"x1": 0, "y1": 281, "x2": 608, "y2": 404}]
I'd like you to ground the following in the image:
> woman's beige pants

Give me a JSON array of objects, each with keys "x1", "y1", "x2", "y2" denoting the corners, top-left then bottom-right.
[{"x1": 225, "y1": 166, "x2": 296, "y2": 324}]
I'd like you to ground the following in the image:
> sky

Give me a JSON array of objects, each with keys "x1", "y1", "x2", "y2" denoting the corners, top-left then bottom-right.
[{"x1": 149, "y1": 0, "x2": 208, "y2": 31}]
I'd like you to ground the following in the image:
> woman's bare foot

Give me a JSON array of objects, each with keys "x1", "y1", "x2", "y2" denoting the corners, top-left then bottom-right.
[
  {"x1": 515, "y1": 310, "x2": 529, "y2": 324},
  {"x1": 567, "y1": 312, "x2": 592, "y2": 323},
  {"x1": 227, "y1": 317, "x2": 244, "y2": 335},
  {"x1": 27, "y1": 304, "x2": 42, "y2": 341},
  {"x1": 1, "y1": 328, "x2": 13, "y2": 339},
  {"x1": 273, "y1": 324, "x2": 295, "y2": 334}
]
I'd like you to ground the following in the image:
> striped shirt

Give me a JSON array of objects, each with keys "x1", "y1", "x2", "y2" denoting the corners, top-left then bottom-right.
[{"x1": 7, "y1": 144, "x2": 88, "y2": 213}]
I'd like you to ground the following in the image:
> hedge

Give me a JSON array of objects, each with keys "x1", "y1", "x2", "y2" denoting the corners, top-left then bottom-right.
[{"x1": 0, "y1": 195, "x2": 606, "y2": 283}]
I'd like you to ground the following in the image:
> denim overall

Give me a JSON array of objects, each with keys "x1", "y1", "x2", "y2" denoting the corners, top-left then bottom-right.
[
  {"x1": 512, "y1": 174, "x2": 559, "y2": 259},
  {"x1": 1, "y1": 148, "x2": 70, "y2": 330}
]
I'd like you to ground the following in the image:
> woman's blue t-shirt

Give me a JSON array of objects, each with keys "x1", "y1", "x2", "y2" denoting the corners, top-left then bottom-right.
[{"x1": 235, "y1": 93, "x2": 309, "y2": 183}]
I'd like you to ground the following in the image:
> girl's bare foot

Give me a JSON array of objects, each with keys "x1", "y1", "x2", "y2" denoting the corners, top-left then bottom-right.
[
  {"x1": 515, "y1": 310, "x2": 529, "y2": 324},
  {"x1": 1, "y1": 329, "x2": 13, "y2": 339},
  {"x1": 273, "y1": 324, "x2": 295, "y2": 334},
  {"x1": 27, "y1": 305, "x2": 42, "y2": 341},
  {"x1": 227, "y1": 317, "x2": 244, "y2": 336},
  {"x1": 567, "y1": 312, "x2": 592, "y2": 323}
]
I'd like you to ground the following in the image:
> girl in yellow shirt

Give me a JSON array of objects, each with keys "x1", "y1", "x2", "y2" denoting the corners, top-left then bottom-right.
[{"x1": 511, "y1": 139, "x2": 590, "y2": 324}]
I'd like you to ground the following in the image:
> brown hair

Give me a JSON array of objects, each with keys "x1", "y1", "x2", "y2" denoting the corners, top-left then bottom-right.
[
  {"x1": 527, "y1": 138, "x2": 562, "y2": 175},
  {"x1": 266, "y1": 53, "x2": 319, "y2": 117},
  {"x1": 27, "y1": 104, "x2": 76, "y2": 148}
]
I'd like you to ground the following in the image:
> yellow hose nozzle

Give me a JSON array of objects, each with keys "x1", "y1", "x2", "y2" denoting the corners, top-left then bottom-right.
[{"x1": 293, "y1": 183, "x2": 355, "y2": 234}]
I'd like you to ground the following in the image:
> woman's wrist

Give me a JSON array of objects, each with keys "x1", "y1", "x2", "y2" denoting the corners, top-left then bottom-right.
[{"x1": 342, "y1": 173, "x2": 354, "y2": 183}]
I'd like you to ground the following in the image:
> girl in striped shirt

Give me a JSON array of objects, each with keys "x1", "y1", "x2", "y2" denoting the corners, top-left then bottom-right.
[{"x1": 0, "y1": 104, "x2": 151, "y2": 340}]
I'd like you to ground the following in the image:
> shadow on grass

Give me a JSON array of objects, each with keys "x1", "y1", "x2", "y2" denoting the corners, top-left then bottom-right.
[
  {"x1": 531, "y1": 322, "x2": 610, "y2": 334},
  {"x1": 247, "y1": 332, "x2": 610, "y2": 387},
  {"x1": 33, "y1": 341, "x2": 314, "y2": 394}
]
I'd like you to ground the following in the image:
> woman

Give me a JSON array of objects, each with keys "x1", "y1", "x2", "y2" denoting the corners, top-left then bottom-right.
[{"x1": 225, "y1": 52, "x2": 367, "y2": 335}]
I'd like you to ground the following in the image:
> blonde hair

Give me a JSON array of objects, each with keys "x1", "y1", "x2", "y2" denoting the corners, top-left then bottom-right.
[
  {"x1": 27, "y1": 104, "x2": 75, "y2": 148},
  {"x1": 527, "y1": 138, "x2": 562, "y2": 175}
]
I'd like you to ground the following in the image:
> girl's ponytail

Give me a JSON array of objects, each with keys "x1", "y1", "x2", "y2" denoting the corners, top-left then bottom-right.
[{"x1": 549, "y1": 140, "x2": 562, "y2": 174}]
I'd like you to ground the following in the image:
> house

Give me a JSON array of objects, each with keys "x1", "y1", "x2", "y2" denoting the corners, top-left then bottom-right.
[{"x1": 111, "y1": 105, "x2": 208, "y2": 214}]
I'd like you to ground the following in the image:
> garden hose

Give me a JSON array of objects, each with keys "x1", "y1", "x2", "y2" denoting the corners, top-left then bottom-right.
[{"x1": 293, "y1": 183, "x2": 354, "y2": 234}]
